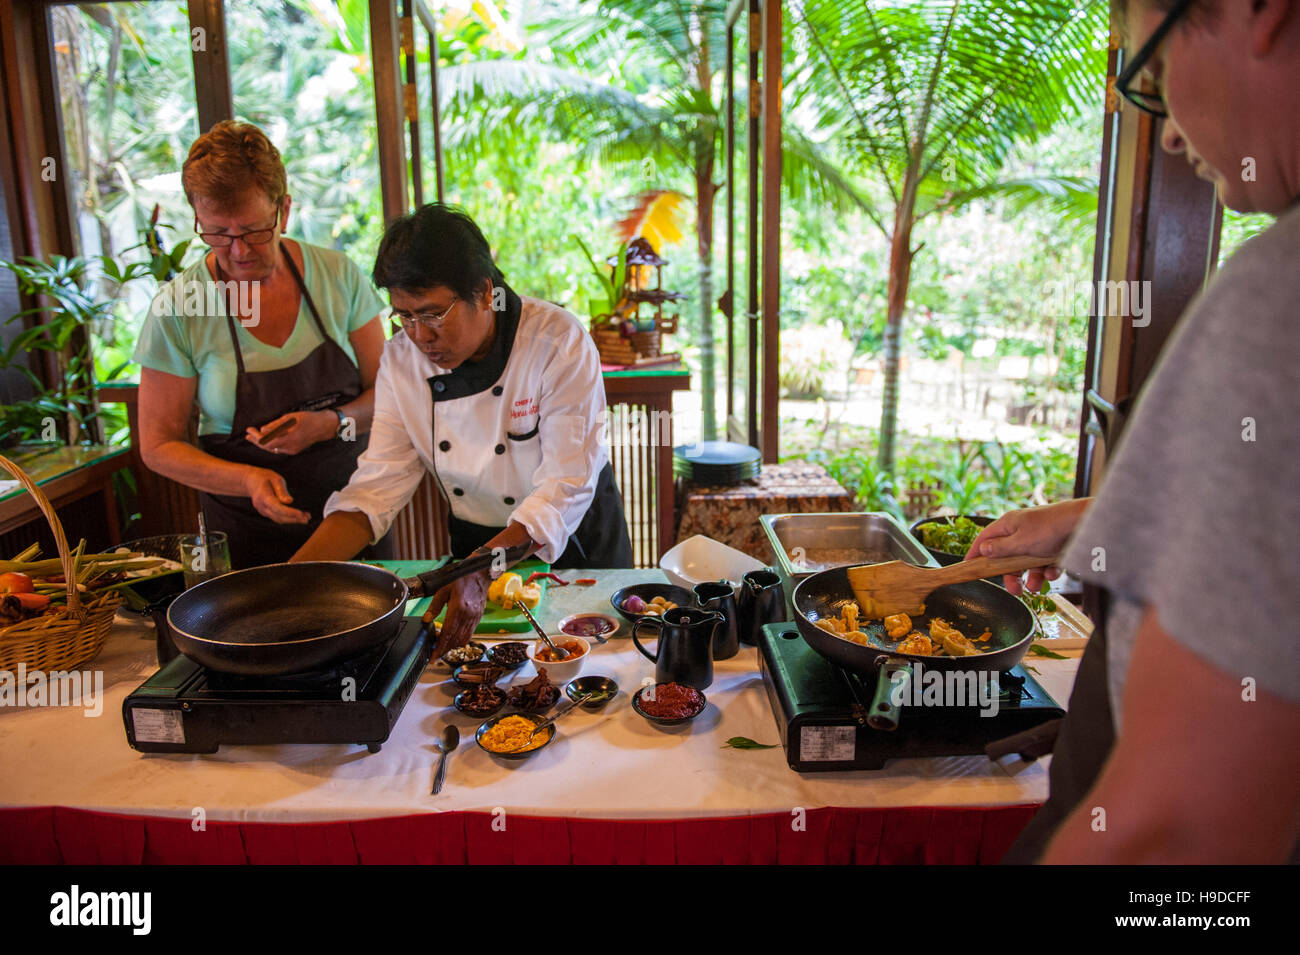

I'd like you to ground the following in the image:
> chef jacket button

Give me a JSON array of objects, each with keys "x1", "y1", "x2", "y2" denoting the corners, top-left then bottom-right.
[
  {"x1": 433, "y1": 380, "x2": 446, "y2": 393},
  {"x1": 504, "y1": 496, "x2": 515, "y2": 505},
  {"x1": 495, "y1": 444, "x2": 505, "y2": 455},
  {"x1": 453, "y1": 488, "x2": 464, "y2": 497},
  {"x1": 439, "y1": 440, "x2": 451, "y2": 452},
  {"x1": 492, "y1": 385, "x2": 503, "y2": 396}
]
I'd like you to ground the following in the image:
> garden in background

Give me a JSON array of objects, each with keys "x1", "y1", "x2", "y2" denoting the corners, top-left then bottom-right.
[{"x1": 7, "y1": 0, "x2": 1276, "y2": 530}]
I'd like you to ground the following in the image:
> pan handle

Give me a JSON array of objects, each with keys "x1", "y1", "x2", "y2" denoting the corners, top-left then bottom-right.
[
  {"x1": 404, "y1": 541, "x2": 536, "y2": 598},
  {"x1": 867, "y1": 657, "x2": 912, "y2": 732}
]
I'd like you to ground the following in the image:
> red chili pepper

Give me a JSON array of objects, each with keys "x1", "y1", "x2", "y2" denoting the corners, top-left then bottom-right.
[
  {"x1": 574, "y1": 578, "x2": 597, "y2": 586},
  {"x1": 524, "y1": 571, "x2": 569, "y2": 586}
]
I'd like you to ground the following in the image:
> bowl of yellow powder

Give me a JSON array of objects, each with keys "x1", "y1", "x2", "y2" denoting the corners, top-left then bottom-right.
[{"x1": 475, "y1": 712, "x2": 557, "y2": 760}]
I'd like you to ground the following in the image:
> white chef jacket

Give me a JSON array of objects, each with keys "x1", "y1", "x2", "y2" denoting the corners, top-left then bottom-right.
[{"x1": 323, "y1": 290, "x2": 609, "y2": 563}]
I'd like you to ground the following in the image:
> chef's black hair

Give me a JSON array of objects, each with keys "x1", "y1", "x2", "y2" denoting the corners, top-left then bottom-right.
[{"x1": 372, "y1": 202, "x2": 505, "y2": 301}]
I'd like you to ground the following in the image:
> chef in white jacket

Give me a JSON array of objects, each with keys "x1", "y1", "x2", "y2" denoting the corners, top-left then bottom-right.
[{"x1": 291, "y1": 204, "x2": 633, "y2": 650}]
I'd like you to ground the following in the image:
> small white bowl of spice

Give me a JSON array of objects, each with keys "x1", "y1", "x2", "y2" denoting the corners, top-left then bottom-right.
[{"x1": 528, "y1": 635, "x2": 590, "y2": 683}]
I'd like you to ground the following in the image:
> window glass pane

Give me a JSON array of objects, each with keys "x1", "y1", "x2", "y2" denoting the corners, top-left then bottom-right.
[
  {"x1": 226, "y1": 0, "x2": 384, "y2": 272},
  {"x1": 51, "y1": 1, "x2": 200, "y2": 398}
]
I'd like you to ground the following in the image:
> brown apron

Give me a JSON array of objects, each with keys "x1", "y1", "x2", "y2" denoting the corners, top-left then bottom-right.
[
  {"x1": 1001, "y1": 587, "x2": 1116, "y2": 863},
  {"x1": 198, "y1": 247, "x2": 382, "y2": 568}
]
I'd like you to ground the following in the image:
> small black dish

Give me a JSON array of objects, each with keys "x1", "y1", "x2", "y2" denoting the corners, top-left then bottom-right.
[
  {"x1": 451, "y1": 663, "x2": 508, "y2": 687},
  {"x1": 454, "y1": 686, "x2": 505, "y2": 718},
  {"x1": 475, "y1": 712, "x2": 556, "y2": 760},
  {"x1": 631, "y1": 683, "x2": 707, "y2": 726},
  {"x1": 610, "y1": 583, "x2": 694, "y2": 625},
  {"x1": 566, "y1": 675, "x2": 618, "y2": 709},
  {"x1": 485, "y1": 641, "x2": 530, "y2": 669},
  {"x1": 439, "y1": 641, "x2": 486, "y2": 668}
]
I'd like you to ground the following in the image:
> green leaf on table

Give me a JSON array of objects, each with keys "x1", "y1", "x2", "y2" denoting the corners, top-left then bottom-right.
[
  {"x1": 723, "y1": 736, "x2": 778, "y2": 750},
  {"x1": 1024, "y1": 665, "x2": 1041, "y2": 675},
  {"x1": 1028, "y1": 644, "x2": 1067, "y2": 659}
]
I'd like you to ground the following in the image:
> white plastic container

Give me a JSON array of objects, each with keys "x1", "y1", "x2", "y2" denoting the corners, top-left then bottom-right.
[{"x1": 658, "y1": 534, "x2": 765, "y2": 591}]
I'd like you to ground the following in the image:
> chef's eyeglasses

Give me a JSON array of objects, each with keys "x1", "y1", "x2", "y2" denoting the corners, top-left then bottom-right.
[
  {"x1": 395, "y1": 297, "x2": 458, "y2": 332},
  {"x1": 1115, "y1": 0, "x2": 1194, "y2": 118},
  {"x1": 194, "y1": 211, "x2": 281, "y2": 248}
]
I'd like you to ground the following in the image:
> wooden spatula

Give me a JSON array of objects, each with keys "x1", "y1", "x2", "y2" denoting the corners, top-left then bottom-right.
[{"x1": 847, "y1": 555, "x2": 1048, "y2": 619}]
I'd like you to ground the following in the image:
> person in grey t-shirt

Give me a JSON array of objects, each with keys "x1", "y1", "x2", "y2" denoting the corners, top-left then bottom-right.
[{"x1": 966, "y1": 0, "x2": 1300, "y2": 863}]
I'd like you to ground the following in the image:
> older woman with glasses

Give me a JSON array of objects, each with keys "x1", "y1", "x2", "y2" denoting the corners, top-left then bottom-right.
[
  {"x1": 134, "y1": 120, "x2": 388, "y2": 568},
  {"x1": 291, "y1": 203, "x2": 633, "y2": 654},
  {"x1": 964, "y1": 0, "x2": 1300, "y2": 863}
]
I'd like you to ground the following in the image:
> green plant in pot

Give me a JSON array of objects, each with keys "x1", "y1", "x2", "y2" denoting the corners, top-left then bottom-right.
[
  {"x1": 572, "y1": 234, "x2": 630, "y2": 329},
  {"x1": 1, "y1": 220, "x2": 187, "y2": 449}
]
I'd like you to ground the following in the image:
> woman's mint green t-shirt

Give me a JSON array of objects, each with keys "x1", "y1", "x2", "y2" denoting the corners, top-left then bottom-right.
[{"x1": 133, "y1": 241, "x2": 386, "y2": 436}]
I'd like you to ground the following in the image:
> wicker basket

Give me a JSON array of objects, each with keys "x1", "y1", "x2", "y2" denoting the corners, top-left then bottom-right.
[
  {"x1": 629, "y1": 329, "x2": 661, "y2": 357},
  {"x1": 0, "y1": 453, "x2": 122, "y2": 677},
  {"x1": 591, "y1": 327, "x2": 641, "y2": 365}
]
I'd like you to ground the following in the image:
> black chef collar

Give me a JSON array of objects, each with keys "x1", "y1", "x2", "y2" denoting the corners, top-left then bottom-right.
[{"x1": 427, "y1": 282, "x2": 521, "y2": 402}]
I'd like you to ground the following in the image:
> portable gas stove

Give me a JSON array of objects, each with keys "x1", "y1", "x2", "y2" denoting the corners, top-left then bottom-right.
[
  {"x1": 758, "y1": 623, "x2": 1064, "y2": 772},
  {"x1": 123, "y1": 615, "x2": 432, "y2": 754}
]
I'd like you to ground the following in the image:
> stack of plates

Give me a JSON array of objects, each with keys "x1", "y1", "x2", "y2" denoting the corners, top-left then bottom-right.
[{"x1": 673, "y1": 441, "x2": 762, "y2": 484}]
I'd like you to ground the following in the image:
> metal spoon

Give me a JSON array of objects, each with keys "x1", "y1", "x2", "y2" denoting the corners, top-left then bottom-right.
[
  {"x1": 515, "y1": 602, "x2": 570, "y2": 660},
  {"x1": 432, "y1": 724, "x2": 459, "y2": 794}
]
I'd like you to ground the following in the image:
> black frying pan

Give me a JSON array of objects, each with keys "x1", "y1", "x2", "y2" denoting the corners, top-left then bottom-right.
[
  {"x1": 167, "y1": 543, "x2": 530, "y2": 676},
  {"x1": 793, "y1": 566, "x2": 1037, "y2": 730}
]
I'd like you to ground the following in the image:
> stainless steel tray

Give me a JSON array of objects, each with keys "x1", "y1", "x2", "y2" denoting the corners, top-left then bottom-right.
[{"x1": 760, "y1": 512, "x2": 938, "y2": 612}]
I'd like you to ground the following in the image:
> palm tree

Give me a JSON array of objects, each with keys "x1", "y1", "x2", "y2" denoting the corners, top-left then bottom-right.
[
  {"x1": 788, "y1": 0, "x2": 1105, "y2": 473},
  {"x1": 438, "y1": 0, "x2": 865, "y2": 441}
]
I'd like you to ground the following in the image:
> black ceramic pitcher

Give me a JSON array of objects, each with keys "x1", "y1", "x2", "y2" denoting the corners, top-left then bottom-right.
[
  {"x1": 737, "y1": 569, "x2": 786, "y2": 644},
  {"x1": 693, "y1": 581, "x2": 740, "y2": 659},
  {"x1": 632, "y1": 607, "x2": 722, "y2": 689}
]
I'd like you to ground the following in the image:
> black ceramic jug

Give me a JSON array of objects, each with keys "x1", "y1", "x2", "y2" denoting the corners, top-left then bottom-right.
[
  {"x1": 693, "y1": 580, "x2": 741, "y2": 659},
  {"x1": 632, "y1": 607, "x2": 722, "y2": 689}
]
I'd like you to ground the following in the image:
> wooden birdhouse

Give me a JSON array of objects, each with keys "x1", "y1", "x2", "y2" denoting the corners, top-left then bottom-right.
[{"x1": 590, "y1": 238, "x2": 683, "y2": 367}]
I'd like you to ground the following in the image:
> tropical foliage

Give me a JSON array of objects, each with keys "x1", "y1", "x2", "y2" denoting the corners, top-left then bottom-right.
[
  {"x1": 22, "y1": 0, "x2": 1108, "y2": 511},
  {"x1": 787, "y1": 0, "x2": 1107, "y2": 473}
]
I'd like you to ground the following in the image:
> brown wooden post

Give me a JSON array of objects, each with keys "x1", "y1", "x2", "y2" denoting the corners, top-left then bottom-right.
[
  {"x1": 415, "y1": 1, "x2": 445, "y2": 202},
  {"x1": 758, "y1": 0, "x2": 781, "y2": 462},
  {"x1": 188, "y1": 0, "x2": 233, "y2": 132},
  {"x1": 370, "y1": 0, "x2": 409, "y2": 223}
]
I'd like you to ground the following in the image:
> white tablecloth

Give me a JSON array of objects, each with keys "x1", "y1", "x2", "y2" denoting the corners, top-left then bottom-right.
[{"x1": 0, "y1": 570, "x2": 1081, "y2": 824}]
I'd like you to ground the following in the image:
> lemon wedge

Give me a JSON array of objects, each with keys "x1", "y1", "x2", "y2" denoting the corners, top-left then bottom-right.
[{"x1": 487, "y1": 571, "x2": 521, "y2": 608}]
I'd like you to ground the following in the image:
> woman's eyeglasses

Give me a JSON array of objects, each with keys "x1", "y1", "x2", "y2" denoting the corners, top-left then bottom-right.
[
  {"x1": 396, "y1": 297, "x2": 459, "y2": 332},
  {"x1": 1115, "y1": 0, "x2": 1194, "y2": 118},
  {"x1": 194, "y1": 211, "x2": 281, "y2": 248}
]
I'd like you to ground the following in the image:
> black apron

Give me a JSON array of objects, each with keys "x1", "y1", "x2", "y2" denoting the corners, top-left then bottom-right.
[
  {"x1": 1001, "y1": 587, "x2": 1116, "y2": 863},
  {"x1": 198, "y1": 247, "x2": 387, "y2": 569},
  {"x1": 446, "y1": 461, "x2": 635, "y2": 569}
]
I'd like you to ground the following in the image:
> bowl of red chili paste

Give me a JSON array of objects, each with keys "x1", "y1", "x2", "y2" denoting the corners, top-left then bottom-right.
[{"x1": 632, "y1": 682, "x2": 707, "y2": 725}]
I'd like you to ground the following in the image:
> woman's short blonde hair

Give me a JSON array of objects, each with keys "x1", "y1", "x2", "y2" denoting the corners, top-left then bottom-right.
[{"x1": 182, "y1": 120, "x2": 287, "y2": 211}]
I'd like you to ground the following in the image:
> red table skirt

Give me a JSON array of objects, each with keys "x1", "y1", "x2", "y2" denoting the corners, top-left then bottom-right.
[{"x1": 0, "y1": 805, "x2": 1038, "y2": 864}]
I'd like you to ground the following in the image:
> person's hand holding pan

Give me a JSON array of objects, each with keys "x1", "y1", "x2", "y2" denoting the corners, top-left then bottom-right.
[
  {"x1": 242, "y1": 467, "x2": 311, "y2": 525},
  {"x1": 964, "y1": 498, "x2": 1091, "y2": 595},
  {"x1": 246, "y1": 411, "x2": 337, "y2": 456}
]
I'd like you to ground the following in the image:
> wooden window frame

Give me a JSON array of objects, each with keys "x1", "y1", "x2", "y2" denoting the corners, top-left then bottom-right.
[{"x1": 722, "y1": 0, "x2": 780, "y2": 461}]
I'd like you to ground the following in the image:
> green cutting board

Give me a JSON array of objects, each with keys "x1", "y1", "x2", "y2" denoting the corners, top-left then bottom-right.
[{"x1": 375, "y1": 558, "x2": 552, "y2": 633}]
